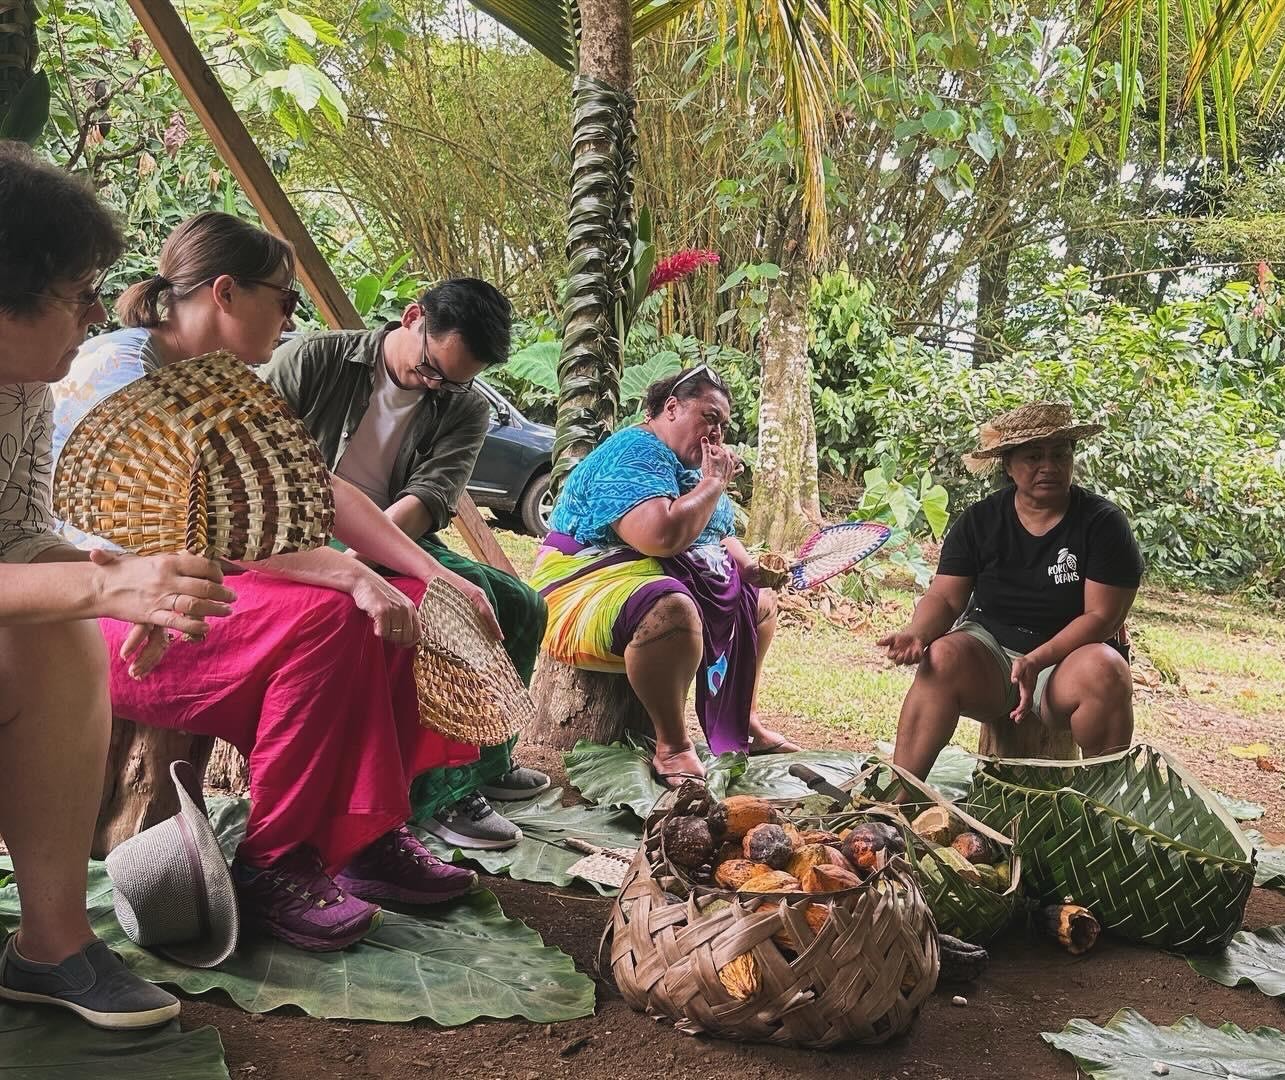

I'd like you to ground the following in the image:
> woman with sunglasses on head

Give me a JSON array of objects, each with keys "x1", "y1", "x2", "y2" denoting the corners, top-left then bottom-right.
[
  {"x1": 51, "y1": 212, "x2": 500, "y2": 953},
  {"x1": 531, "y1": 365, "x2": 800, "y2": 788}
]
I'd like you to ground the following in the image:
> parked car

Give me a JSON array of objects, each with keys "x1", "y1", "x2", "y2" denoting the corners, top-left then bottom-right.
[{"x1": 469, "y1": 379, "x2": 554, "y2": 536}]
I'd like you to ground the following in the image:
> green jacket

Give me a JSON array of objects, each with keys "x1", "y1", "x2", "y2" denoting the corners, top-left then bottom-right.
[{"x1": 261, "y1": 325, "x2": 490, "y2": 533}]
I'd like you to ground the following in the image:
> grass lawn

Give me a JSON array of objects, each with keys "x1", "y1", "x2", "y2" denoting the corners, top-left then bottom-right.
[{"x1": 448, "y1": 523, "x2": 1285, "y2": 828}]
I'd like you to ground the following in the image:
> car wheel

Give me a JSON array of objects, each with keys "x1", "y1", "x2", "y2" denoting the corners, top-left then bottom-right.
[{"x1": 519, "y1": 472, "x2": 553, "y2": 537}]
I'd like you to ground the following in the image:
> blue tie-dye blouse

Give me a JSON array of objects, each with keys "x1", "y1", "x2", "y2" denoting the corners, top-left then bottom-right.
[{"x1": 548, "y1": 425, "x2": 736, "y2": 549}]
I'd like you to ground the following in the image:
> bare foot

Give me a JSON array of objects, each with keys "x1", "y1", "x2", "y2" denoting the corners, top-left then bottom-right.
[{"x1": 652, "y1": 744, "x2": 705, "y2": 789}]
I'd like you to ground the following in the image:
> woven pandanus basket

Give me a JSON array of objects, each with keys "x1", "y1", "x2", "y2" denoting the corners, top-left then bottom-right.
[
  {"x1": 605, "y1": 799, "x2": 940, "y2": 1048},
  {"x1": 54, "y1": 350, "x2": 334, "y2": 560},
  {"x1": 967, "y1": 744, "x2": 1254, "y2": 951},
  {"x1": 845, "y1": 758, "x2": 1022, "y2": 945}
]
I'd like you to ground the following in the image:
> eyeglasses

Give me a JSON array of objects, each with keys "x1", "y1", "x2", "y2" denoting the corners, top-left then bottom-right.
[
  {"x1": 238, "y1": 278, "x2": 301, "y2": 319},
  {"x1": 26, "y1": 266, "x2": 111, "y2": 316},
  {"x1": 413, "y1": 322, "x2": 476, "y2": 394},
  {"x1": 672, "y1": 363, "x2": 727, "y2": 394}
]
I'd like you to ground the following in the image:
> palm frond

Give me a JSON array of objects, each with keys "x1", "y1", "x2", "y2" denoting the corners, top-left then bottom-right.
[
  {"x1": 465, "y1": 0, "x2": 578, "y2": 69},
  {"x1": 1089, "y1": 0, "x2": 1285, "y2": 166}
]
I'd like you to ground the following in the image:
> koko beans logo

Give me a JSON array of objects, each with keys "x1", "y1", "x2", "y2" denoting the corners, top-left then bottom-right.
[{"x1": 1047, "y1": 546, "x2": 1080, "y2": 584}]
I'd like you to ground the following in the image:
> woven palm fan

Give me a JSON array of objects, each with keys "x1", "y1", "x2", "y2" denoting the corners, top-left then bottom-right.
[
  {"x1": 54, "y1": 350, "x2": 334, "y2": 560},
  {"x1": 414, "y1": 576, "x2": 535, "y2": 745}
]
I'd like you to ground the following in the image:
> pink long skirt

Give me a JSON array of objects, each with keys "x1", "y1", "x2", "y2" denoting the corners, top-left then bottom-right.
[{"x1": 101, "y1": 570, "x2": 479, "y2": 873}]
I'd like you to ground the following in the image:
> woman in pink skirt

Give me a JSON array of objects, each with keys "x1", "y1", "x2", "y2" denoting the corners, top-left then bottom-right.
[{"x1": 53, "y1": 213, "x2": 499, "y2": 952}]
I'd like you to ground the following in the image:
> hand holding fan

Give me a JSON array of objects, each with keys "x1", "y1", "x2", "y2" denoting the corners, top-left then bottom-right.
[
  {"x1": 785, "y1": 521, "x2": 892, "y2": 590},
  {"x1": 54, "y1": 350, "x2": 335, "y2": 560}
]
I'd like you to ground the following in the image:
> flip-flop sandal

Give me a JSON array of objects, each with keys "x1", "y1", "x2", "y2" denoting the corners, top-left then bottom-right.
[
  {"x1": 651, "y1": 752, "x2": 706, "y2": 790},
  {"x1": 746, "y1": 737, "x2": 802, "y2": 756}
]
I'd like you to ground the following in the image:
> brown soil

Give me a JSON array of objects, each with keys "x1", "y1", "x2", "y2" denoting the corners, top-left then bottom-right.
[{"x1": 185, "y1": 728, "x2": 1285, "y2": 1080}]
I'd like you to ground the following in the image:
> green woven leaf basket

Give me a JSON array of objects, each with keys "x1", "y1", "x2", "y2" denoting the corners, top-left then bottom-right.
[
  {"x1": 967, "y1": 744, "x2": 1254, "y2": 951},
  {"x1": 837, "y1": 758, "x2": 1023, "y2": 945}
]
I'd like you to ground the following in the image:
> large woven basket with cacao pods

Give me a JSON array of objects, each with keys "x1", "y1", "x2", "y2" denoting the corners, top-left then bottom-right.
[
  {"x1": 967, "y1": 744, "x2": 1254, "y2": 951},
  {"x1": 605, "y1": 782, "x2": 939, "y2": 1048}
]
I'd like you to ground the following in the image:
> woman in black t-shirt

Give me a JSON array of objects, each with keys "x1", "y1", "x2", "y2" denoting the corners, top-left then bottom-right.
[{"x1": 878, "y1": 403, "x2": 1144, "y2": 779}]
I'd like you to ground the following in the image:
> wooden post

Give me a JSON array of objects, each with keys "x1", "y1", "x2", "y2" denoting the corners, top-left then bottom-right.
[
  {"x1": 90, "y1": 0, "x2": 515, "y2": 855},
  {"x1": 123, "y1": 0, "x2": 513, "y2": 577}
]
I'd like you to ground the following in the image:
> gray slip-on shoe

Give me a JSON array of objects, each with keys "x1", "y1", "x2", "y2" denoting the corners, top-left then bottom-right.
[{"x1": 0, "y1": 935, "x2": 180, "y2": 1030}]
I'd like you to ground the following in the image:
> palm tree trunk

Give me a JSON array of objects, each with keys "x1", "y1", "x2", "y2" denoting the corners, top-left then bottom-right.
[
  {"x1": 0, "y1": 0, "x2": 36, "y2": 113},
  {"x1": 548, "y1": 0, "x2": 635, "y2": 486},
  {"x1": 528, "y1": 0, "x2": 649, "y2": 750},
  {"x1": 749, "y1": 206, "x2": 822, "y2": 550}
]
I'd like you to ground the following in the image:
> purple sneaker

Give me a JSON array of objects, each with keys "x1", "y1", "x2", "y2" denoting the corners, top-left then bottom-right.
[
  {"x1": 336, "y1": 825, "x2": 478, "y2": 905},
  {"x1": 232, "y1": 847, "x2": 380, "y2": 952}
]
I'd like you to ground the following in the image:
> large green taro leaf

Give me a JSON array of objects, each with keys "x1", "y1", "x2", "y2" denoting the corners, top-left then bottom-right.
[
  {"x1": 0, "y1": 1005, "x2": 229, "y2": 1079},
  {"x1": 726, "y1": 749, "x2": 871, "y2": 798},
  {"x1": 0, "y1": 805, "x2": 594, "y2": 1026},
  {"x1": 1043, "y1": 1008, "x2": 1285, "y2": 1079},
  {"x1": 1188, "y1": 925, "x2": 1285, "y2": 997},
  {"x1": 563, "y1": 736, "x2": 745, "y2": 819},
  {"x1": 417, "y1": 787, "x2": 640, "y2": 893}
]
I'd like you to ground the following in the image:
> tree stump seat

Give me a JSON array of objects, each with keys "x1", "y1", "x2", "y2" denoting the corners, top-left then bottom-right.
[
  {"x1": 93, "y1": 716, "x2": 247, "y2": 859},
  {"x1": 975, "y1": 716, "x2": 1080, "y2": 761},
  {"x1": 526, "y1": 652, "x2": 652, "y2": 749}
]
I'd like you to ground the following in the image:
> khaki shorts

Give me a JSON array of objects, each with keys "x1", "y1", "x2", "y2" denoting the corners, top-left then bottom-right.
[{"x1": 950, "y1": 621, "x2": 1060, "y2": 721}]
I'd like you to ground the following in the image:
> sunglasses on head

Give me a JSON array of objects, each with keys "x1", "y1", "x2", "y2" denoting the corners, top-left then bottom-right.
[{"x1": 671, "y1": 363, "x2": 727, "y2": 393}]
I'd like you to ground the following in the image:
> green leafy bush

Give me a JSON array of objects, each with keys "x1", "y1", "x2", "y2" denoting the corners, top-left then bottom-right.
[{"x1": 866, "y1": 271, "x2": 1285, "y2": 588}]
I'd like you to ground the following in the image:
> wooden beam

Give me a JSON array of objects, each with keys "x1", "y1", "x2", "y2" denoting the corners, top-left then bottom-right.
[{"x1": 126, "y1": 0, "x2": 516, "y2": 577}]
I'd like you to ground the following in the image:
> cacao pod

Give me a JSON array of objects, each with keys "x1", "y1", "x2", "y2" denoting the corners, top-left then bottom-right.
[
  {"x1": 738, "y1": 870, "x2": 800, "y2": 894},
  {"x1": 718, "y1": 952, "x2": 761, "y2": 1000},
  {"x1": 714, "y1": 858, "x2": 771, "y2": 889},
  {"x1": 721, "y1": 795, "x2": 779, "y2": 839},
  {"x1": 743, "y1": 823, "x2": 794, "y2": 869},
  {"x1": 951, "y1": 831, "x2": 997, "y2": 865}
]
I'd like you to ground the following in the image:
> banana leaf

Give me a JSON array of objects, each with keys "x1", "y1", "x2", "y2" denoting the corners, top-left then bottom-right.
[{"x1": 1244, "y1": 829, "x2": 1285, "y2": 889}]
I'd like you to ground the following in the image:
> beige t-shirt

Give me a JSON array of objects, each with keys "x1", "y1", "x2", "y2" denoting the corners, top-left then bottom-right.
[
  {"x1": 0, "y1": 382, "x2": 76, "y2": 564},
  {"x1": 334, "y1": 352, "x2": 422, "y2": 508}
]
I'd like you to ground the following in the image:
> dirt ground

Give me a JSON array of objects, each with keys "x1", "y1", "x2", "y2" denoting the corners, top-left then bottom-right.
[{"x1": 184, "y1": 732, "x2": 1285, "y2": 1080}]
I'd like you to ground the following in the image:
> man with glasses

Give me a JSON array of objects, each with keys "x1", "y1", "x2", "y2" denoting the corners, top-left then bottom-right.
[{"x1": 261, "y1": 278, "x2": 550, "y2": 851}]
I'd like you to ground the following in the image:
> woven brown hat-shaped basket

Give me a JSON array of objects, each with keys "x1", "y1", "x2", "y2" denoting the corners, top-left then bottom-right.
[
  {"x1": 606, "y1": 799, "x2": 940, "y2": 1048},
  {"x1": 414, "y1": 577, "x2": 535, "y2": 746},
  {"x1": 54, "y1": 350, "x2": 334, "y2": 560}
]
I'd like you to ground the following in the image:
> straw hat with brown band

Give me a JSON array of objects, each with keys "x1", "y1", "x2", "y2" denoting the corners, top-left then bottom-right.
[{"x1": 961, "y1": 402, "x2": 1104, "y2": 475}]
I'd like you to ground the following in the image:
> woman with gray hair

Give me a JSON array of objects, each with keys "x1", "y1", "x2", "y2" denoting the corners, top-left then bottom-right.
[
  {"x1": 0, "y1": 142, "x2": 234, "y2": 1029},
  {"x1": 879, "y1": 403, "x2": 1143, "y2": 779}
]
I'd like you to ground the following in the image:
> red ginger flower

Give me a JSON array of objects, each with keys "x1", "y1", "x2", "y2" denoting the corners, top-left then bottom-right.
[{"x1": 646, "y1": 249, "x2": 720, "y2": 296}]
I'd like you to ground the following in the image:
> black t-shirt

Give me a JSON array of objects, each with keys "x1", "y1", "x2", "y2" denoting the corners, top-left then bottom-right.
[{"x1": 936, "y1": 485, "x2": 1145, "y2": 653}]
